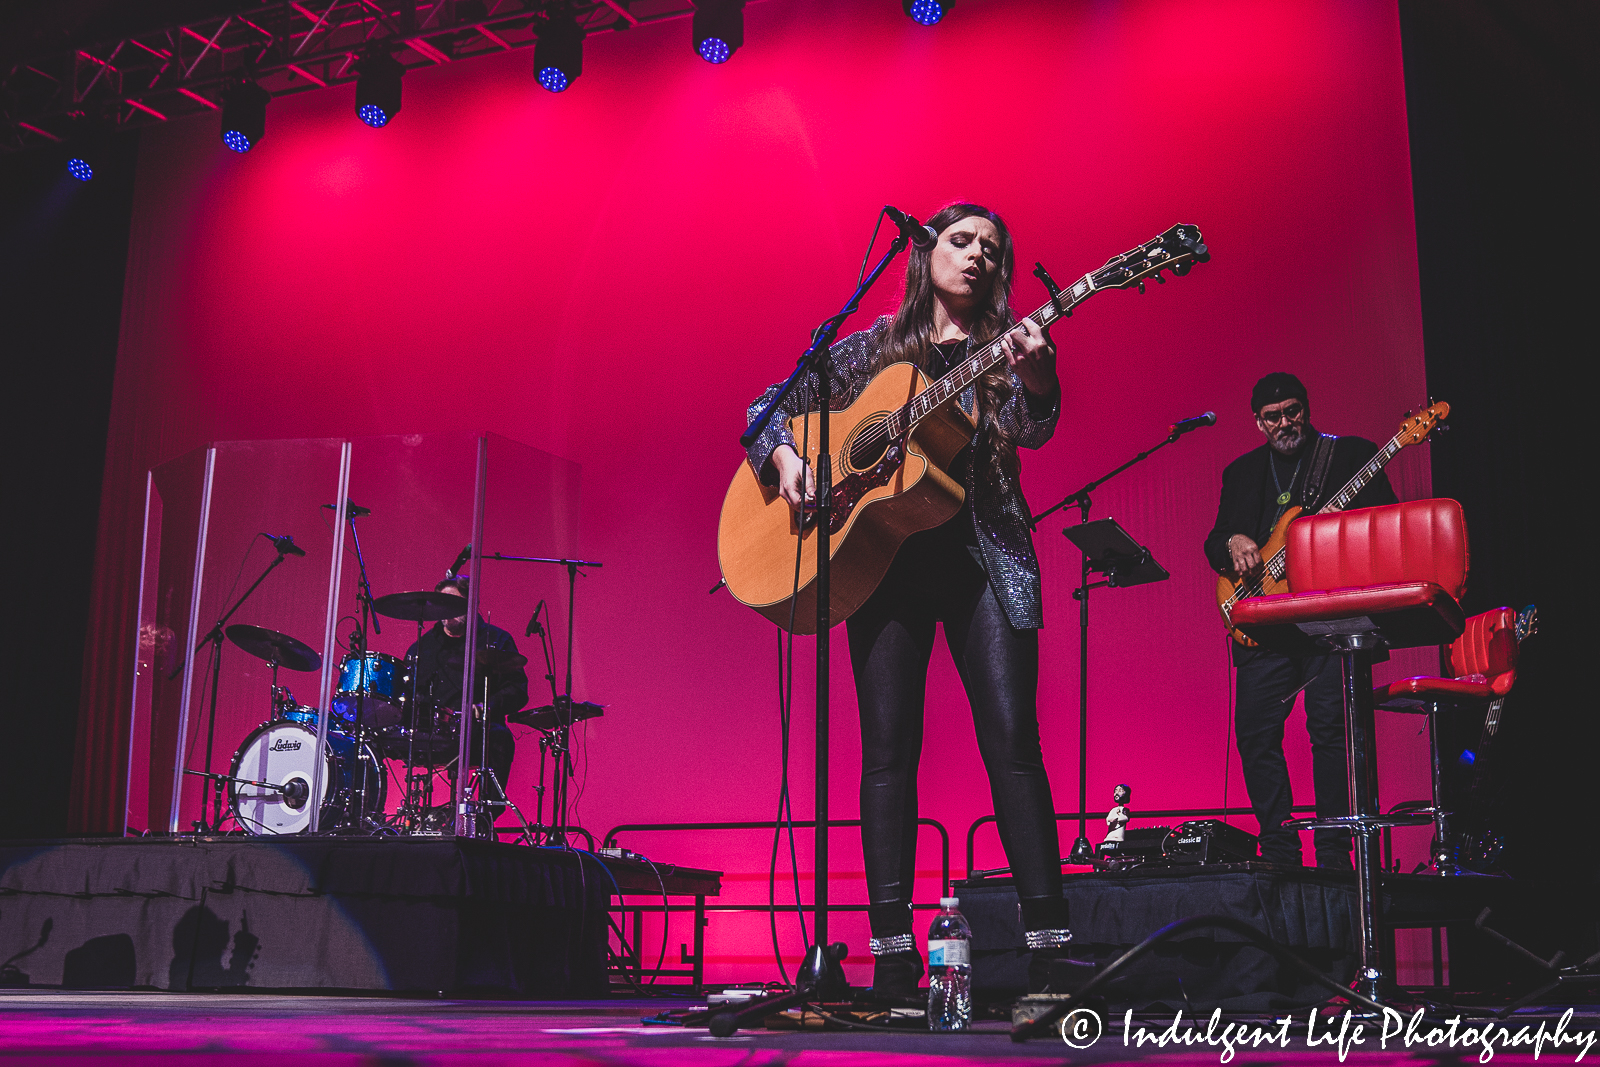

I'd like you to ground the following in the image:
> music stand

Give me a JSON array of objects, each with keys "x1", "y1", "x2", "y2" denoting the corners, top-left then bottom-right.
[{"x1": 1061, "y1": 518, "x2": 1169, "y2": 864}]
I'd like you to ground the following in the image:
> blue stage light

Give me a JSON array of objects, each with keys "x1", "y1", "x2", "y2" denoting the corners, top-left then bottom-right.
[
  {"x1": 693, "y1": 0, "x2": 744, "y2": 64},
  {"x1": 903, "y1": 0, "x2": 952, "y2": 25},
  {"x1": 533, "y1": 8, "x2": 584, "y2": 93},
  {"x1": 67, "y1": 158, "x2": 94, "y2": 182},
  {"x1": 221, "y1": 79, "x2": 269, "y2": 152},
  {"x1": 355, "y1": 49, "x2": 404, "y2": 127}
]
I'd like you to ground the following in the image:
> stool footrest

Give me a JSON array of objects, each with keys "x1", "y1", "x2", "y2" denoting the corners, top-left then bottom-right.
[{"x1": 1285, "y1": 813, "x2": 1434, "y2": 832}]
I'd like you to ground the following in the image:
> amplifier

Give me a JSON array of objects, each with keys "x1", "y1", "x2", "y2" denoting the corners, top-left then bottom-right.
[
  {"x1": 1159, "y1": 820, "x2": 1260, "y2": 865},
  {"x1": 1094, "y1": 826, "x2": 1172, "y2": 869}
]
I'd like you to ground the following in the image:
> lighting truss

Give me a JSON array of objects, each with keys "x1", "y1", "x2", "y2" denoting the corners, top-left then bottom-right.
[{"x1": 2, "y1": 1, "x2": 748, "y2": 152}]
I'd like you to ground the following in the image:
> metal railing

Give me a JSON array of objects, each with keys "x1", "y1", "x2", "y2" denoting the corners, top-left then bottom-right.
[{"x1": 603, "y1": 817, "x2": 951, "y2": 898}]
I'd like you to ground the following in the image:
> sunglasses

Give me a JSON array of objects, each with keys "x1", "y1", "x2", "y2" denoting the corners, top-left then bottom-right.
[{"x1": 1257, "y1": 401, "x2": 1305, "y2": 427}]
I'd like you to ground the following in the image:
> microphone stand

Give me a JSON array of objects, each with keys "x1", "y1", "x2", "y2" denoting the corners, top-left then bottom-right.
[
  {"x1": 740, "y1": 216, "x2": 913, "y2": 951},
  {"x1": 187, "y1": 540, "x2": 295, "y2": 833},
  {"x1": 1032, "y1": 427, "x2": 1190, "y2": 865},
  {"x1": 484, "y1": 553, "x2": 603, "y2": 845}
]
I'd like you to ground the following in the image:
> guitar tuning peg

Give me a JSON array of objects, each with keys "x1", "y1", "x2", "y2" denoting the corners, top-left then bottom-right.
[
  {"x1": 1155, "y1": 274, "x2": 1166, "y2": 284},
  {"x1": 1137, "y1": 281, "x2": 1146, "y2": 294}
]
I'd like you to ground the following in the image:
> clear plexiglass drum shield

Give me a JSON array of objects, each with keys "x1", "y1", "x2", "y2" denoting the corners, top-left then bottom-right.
[{"x1": 128, "y1": 433, "x2": 578, "y2": 838}]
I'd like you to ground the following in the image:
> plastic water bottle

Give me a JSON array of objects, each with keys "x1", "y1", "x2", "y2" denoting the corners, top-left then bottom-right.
[{"x1": 927, "y1": 896, "x2": 972, "y2": 1031}]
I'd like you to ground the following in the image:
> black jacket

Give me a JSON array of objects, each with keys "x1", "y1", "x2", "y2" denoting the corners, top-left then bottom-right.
[
  {"x1": 1203, "y1": 433, "x2": 1397, "y2": 576},
  {"x1": 405, "y1": 618, "x2": 529, "y2": 725}
]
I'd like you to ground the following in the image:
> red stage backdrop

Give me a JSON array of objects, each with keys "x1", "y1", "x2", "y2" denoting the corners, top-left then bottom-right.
[{"x1": 78, "y1": 0, "x2": 1434, "y2": 984}]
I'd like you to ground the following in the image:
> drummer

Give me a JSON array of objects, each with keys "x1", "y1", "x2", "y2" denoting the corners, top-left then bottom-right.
[{"x1": 405, "y1": 575, "x2": 528, "y2": 799}]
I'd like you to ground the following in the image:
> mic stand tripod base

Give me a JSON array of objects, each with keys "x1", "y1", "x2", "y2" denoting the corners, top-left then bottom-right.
[{"x1": 1066, "y1": 835, "x2": 1096, "y2": 866}]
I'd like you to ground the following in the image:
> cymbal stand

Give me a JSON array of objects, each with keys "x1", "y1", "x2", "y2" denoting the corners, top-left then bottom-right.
[
  {"x1": 461, "y1": 674, "x2": 537, "y2": 843},
  {"x1": 340, "y1": 504, "x2": 382, "y2": 834},
  {"x1": 485, "y1": 553, "x2": 604, "y2": 845},
  {"x1": 187, "y1": 539, "x2": 296, "y2": 833},
  {"x1": 393, "y1": 620, "x2": 437, "y2": 834}
]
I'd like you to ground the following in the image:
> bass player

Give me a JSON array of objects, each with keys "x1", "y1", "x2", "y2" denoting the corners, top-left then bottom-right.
[
  {"x1": 1203, "y1": 372, "x2": 1397, "y2": 869},
  {"x1": 743, "y1": 203, "x2": 1079, "y2": 995}
]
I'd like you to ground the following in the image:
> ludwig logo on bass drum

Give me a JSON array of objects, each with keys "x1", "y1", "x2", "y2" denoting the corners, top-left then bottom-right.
[{"x1": 269, "y1": 737, "x2": 303, "y2": 752}]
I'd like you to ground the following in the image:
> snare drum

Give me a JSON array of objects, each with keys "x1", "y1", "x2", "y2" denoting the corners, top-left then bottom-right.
[
  {"x1": 332, "y1": 651, "x2": 404, "y2": 727},
  {"x1": 229, "y1": 720, "x2": 385, "y2": 835}
]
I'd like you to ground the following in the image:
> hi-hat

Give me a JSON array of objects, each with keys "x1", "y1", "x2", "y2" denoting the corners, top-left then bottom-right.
[
  {"x1": 225, "y1": 624, "x2": 321, "y2": 672},
  {"x1": 372, "y1": 590, "x2": 468, "y2": 621},
  {"x1": 508, "y1": 698, "x2": 604, "y2": 731}
]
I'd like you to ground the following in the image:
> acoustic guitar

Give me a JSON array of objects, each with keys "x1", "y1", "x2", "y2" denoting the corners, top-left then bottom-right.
[
  {"x1": 718, "y1": 224, "x2": 1210, "y2": 633},
  {"x1": 1215, "y1": 401, "x2": 1450, "y2": 646}
]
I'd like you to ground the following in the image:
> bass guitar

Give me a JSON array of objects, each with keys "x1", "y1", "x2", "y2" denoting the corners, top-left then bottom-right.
[
  {"x1": 1216, "y1": 401, "x2": 1449, "y2": 645},
  {"x1": 719, "y1": 224, "x2": 1210, "y2": 633}
]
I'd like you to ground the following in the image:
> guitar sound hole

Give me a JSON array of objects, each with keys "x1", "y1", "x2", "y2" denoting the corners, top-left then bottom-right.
[{"x1": 848, "y1": 419, "x2": 890, "y2": 471}]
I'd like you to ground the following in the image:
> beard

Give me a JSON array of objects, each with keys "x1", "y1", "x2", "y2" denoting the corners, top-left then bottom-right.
[{"x1": 1269, "y1": 421, "x2": 1310, "y2": 456}]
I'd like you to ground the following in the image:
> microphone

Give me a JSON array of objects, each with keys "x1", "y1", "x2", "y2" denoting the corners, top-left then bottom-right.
[
  {"x1": 262, "y1": 533, "x2": 306, "y2": 557},
  {"x1": 525, "y1": 602, "x2": 544, "y2": 637},
  {"x1": 885, "y1": 206, "x2": 937, "y2": 250},
  {"x1": 447, "y1": 544, "x2": 472, "y2": 579},
  {"x1": 281, "y1": 778, "x2": 310, "y2": 809},
  {"x1": 321, "y1": 500, "x2": 372, "y2": 518},
  {"x1": 1169, "y1": 412, "x2": 1217, "y2": 436}
]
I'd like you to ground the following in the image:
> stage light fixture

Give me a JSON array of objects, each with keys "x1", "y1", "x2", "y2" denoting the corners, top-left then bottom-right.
[
  {"x1": 902, "y1": 0, "x2": 952, "y2": 25},
  {"x1": 66, "y1": 158, "x2": 94, "y2": 182},
  {"x1": 692, "y1": 0, "x2": 744, "y2": 64},
  {"x1": 533, "y1": 8, "x2": 585, "y2": 93},
  {"x1": 355, "y1": 48, "x2": 404, "y2": 127},
  {"x1": 220, "y1": 78, "x2": 269, "y2": 152}
]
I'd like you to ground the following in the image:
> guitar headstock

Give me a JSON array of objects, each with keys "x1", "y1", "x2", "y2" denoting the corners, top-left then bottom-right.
[
  {"x1": 1093, "y1": 224, "x2": 1210, "y2": 290},
  {"x1": 1394, "y1": 401, "x2": 1449, "y2": 447},
  {"x1": 1514, "y1": 604, "x2": 1537, "y2": 643}
]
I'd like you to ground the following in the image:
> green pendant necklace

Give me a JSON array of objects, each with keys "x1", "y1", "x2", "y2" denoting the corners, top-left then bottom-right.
[{"x1": 1271, "y1": 451, "x2": 1303, "y2": 510}]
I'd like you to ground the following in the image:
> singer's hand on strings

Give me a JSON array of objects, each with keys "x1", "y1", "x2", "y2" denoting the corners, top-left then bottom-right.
[
  {"x1": 1000, "y1": 319, "x2": 1057, "y2": 398},
  {"x1": 772, "y1": 445, "x2": 815, "y2": 513}
]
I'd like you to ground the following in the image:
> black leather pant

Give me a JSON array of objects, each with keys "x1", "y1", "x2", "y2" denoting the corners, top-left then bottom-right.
[
  {"x1": 1234, "y1": 647, "x2": 1352, "y2": 867},
  {"x1": 846, "y1": 529, "x2": 1065, "y2": 930}
]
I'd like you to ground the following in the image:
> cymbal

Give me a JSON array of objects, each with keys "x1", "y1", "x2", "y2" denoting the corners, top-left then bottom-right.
[
  {"x1": 508, "y1": 698, "x2": 604, "y2": 731},
  {"x1": 225, "y1": 624, "x2": 321, "y2": 672},
  {"x1": 475, "y1": 647, "x2": 528, "y2": 671},
  {"x1": 372, "y1": 590, "x2": 467, "y2": 621}
]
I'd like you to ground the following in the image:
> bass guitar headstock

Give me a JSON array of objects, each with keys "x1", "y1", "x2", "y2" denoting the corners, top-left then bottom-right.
[
  {"x1": 1394, "y1": 400, "x2": 1450, "y2": 447},
  {"x1": 1093, "y1": 224, "x2": 1210, "y2": 292},
  {"x1": 1514, "y1": 604, "x2": 1538, "y2": 643}
]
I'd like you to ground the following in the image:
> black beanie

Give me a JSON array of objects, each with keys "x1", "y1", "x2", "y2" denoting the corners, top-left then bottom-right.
[{"x1": 1251, "y1": 372, "x2": 1308, "y2": 414}]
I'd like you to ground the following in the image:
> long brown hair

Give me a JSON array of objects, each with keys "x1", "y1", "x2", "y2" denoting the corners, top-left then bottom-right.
[{"x1": 876, "y1": 203, "x2": 1020, "y2": 480}]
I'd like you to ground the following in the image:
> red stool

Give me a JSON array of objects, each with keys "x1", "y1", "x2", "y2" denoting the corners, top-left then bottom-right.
[
  {"x1": 1231, "y1": 498, "x2": 1469, "y2": 1003},
  {"x1": 1374, "y1": 606, "x2": 1526, "y2": 875}
]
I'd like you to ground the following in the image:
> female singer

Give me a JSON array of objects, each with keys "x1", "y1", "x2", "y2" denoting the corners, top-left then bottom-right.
[{"x1": 743, "y1": 204, "x2": 1079, "y2": 993}]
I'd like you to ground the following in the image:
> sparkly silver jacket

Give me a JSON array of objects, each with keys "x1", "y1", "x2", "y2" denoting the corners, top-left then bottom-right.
[{"x1": 744, "y1": 316, "x2": 1060, "y2": 630}]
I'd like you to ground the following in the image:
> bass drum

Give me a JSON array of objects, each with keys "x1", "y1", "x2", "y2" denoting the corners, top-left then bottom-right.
[{"x1": 229, "y1": 720, "x2": 386, "y2": 835}]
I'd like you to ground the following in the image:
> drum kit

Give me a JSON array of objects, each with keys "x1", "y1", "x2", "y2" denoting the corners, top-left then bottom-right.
[{"x1": 180, "y1": 514, "x2": 604, "y2": 843}]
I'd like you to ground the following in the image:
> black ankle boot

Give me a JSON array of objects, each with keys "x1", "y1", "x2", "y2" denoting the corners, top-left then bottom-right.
[
  {"x1": 867, "y1": 901, "x2": 924, "y2": 996},
  {"x1": 1021, "y1": 895, "x2": 1090, "y2": 994}
]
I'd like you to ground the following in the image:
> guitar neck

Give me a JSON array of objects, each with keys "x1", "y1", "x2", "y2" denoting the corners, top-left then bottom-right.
[{"x1": 883, "y1": 273, "x2": 1098, "y2": 438}]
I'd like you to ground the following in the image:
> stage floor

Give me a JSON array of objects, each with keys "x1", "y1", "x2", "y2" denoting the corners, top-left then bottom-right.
[{"x1": 2, "y1": 991, "x2": 1595, "y2": 1065}]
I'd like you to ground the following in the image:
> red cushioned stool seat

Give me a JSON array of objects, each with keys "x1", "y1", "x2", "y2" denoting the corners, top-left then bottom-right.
[
  {"x1": 1374, "y1": 674, "x2": 1493, "y2": 712},
  {"x1": 1232, "y1": 581, "x2": 1465, "y2": 657}
]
